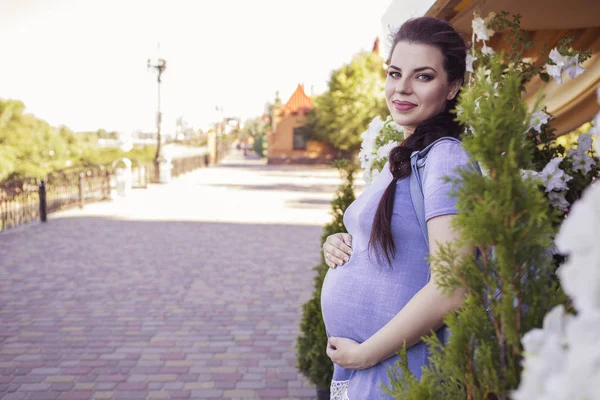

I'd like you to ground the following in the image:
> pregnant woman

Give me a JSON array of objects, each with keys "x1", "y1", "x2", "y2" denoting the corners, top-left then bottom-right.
[{"x1": 320, "y1": 17, "x2": 474, "y2": 400}]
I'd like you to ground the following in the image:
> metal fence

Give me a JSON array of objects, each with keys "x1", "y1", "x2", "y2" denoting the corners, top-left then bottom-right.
[
  {"x1": 0, "y1": 150, "x2": 222, "y2": 232},
  {"x1": 172, "y1": 154, "x2": 210, "y2": 178},
  {"x1": 0, "y1": 165, "x2": 111, "y2": 232},
  {"x1": 0, "y1": 177, "x2": 41, "y2": 231},
  {"x1": 45, "y1": 165, "x2": 111, "y2": 214}
]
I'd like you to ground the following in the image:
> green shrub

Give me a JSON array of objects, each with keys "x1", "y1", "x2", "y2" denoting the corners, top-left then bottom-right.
[
  {"x1": 296, "y1": 159, "x2": 357, "y2": 389},
  {"x1": 253, "y1": 135, "x2": 265, "y2": 158}
]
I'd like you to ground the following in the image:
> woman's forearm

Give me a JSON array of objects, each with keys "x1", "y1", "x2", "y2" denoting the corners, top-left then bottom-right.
[{"x1": 360, "y1": 282, "x2": 466, "y2": 367}]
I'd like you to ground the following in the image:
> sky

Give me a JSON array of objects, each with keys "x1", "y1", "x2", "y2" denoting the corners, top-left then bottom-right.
[{"x1": 0, "y1": 0, "x2": 394, "y2": 134}]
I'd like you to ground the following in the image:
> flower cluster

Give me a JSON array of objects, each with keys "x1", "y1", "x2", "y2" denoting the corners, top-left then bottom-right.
[
  {"x1": 514, "y1": 82, "x2": 600, "y2": 400},
  {"x1": 471, "y1": 13, "x2": 496, "y2": 58},
  {"x1": 546, "y1": 48, "x2": 586, "y2": 84},
  {"x1": 358, "y1": 115, "x2": 404, "y2": 184},
  {"x1": 513, "y1": 181, "x2": 600, "y2": 400},
  {"x1": 522, "y1": 133, "x2": 597, "y2": 212}
]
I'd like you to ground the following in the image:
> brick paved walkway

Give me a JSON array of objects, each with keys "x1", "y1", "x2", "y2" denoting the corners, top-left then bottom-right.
[{"x1": 0, "y1": 150, "x2": 354, "y2": 400}]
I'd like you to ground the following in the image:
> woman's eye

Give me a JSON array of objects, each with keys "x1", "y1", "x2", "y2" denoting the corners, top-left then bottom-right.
[
  {"x1": 388, "y1": 71, "x2": 401, "y2": 78},
  {"x1": 416, "y1": 74, "x2": 433, "y2": 81}
]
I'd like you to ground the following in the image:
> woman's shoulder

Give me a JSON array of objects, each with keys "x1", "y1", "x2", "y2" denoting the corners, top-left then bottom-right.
[
  {"x1": 427, "y1": 138, "x2": 464, "y2": 153},
  {"x1": 422, "y1": 139, "x2": 471, "y2": 178}
]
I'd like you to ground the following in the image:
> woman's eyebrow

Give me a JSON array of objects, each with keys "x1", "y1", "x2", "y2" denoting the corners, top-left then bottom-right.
[{"x1": 388, "y1": 65, "x2": 437, "y2": 73}]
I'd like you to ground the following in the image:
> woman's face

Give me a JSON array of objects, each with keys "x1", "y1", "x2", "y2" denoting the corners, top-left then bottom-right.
[{"x1": 385, "y1": 41, "x2": 461, "y2": 136}]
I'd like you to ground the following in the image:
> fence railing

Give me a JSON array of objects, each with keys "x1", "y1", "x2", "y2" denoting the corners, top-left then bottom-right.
[
  {"x1": 172, "y1": 154, "x2": 210, "y2": 178},
  {"x1": 0, "y1": 165, "x2": 111, "y2": 232},
  {"x1": 1, "y1": 150, "x2": 224, "y2": 233},
  {"x1": 0, "y1": 177, "x2": 41, "y2": 231},
  {"x1": 45, "y1": 165, "x2": 111, "y2": 215}
]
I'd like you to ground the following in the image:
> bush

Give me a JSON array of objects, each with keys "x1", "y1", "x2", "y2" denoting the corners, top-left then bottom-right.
[
  {"x1": 296, "y1": 159, "x2": 357, "y2": 389},
  {"x1": 253, "y1": 134, "x2": 265, "y2": 158}
]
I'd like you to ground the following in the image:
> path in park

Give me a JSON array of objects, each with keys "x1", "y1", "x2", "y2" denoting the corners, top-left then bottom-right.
[{"x1": 0, "y1": 150, "x2": 357, "y2": 400}]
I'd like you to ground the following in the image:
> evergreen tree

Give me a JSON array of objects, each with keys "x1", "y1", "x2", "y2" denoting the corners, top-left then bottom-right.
[{"x1": 296, "y1": 159, "x2": 357, "y2": 390}]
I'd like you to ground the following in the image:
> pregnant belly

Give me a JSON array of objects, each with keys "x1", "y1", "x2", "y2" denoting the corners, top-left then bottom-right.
[{"x1": 320, "y1": 255, "x2": 426, "y2": 343}]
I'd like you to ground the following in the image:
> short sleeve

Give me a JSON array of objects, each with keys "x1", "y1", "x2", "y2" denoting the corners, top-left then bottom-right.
[{"x1": 422, "y1": 141, "x2": 470, "y2": 221}]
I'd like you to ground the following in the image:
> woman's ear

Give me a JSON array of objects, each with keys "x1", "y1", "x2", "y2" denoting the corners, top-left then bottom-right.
[{"x1": 446, "y1": 79, "x2": 462, "y2": 100}]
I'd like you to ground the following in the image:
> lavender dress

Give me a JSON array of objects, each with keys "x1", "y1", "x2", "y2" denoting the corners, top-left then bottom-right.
[{"x1": 321, "y1": 141, "x2": 470, "y2": 400}]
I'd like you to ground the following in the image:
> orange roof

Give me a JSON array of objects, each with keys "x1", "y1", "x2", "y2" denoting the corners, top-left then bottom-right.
[
  {"x1": 280, "y1": 84, "x2": 313, "y2": 114},
  {"x1": 372, "y1": 37, "x2": 380, "y2": 56}
]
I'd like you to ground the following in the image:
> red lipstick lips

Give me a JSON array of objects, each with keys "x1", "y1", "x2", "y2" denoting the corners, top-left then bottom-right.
[{"x1": 393, "y1": 100, "x2": 417, "y2": 111}]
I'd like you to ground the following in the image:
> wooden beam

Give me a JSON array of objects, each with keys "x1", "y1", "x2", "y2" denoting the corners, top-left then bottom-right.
[{"x1": 426, "y1": 0, "x2": 467, "y2": 20}]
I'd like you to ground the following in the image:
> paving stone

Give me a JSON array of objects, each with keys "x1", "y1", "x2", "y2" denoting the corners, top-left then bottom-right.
[{"x1": 0, "y1": 151, "x2": 344, "y2": 399}]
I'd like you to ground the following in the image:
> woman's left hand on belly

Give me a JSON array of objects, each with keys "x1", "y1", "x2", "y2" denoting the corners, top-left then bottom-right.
[{"x1": 326, "y1": 337, "x2": 375, "y2": 370}]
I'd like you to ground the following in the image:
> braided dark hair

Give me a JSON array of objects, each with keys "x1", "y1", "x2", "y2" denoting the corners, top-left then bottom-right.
[{"x1": 369, "y1": 17, "x2": 467, "y2": 265}]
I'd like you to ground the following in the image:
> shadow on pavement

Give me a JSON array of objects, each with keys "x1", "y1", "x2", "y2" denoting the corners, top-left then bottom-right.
[{"x1": 201, "y1": 183, "x2": 340, "y2": 194}]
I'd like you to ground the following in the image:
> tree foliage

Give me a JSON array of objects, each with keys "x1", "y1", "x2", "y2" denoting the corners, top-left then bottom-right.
[
  {"x1": 0, "y1": 98, "x2": 155, "y2": 180},
  {"x1": 304, "y1": 52, "x2": 389, "y2": 152}
]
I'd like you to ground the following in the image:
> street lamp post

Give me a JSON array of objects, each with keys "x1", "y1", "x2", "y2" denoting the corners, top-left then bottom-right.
[{"x1": 147, "y1": 57, "x2": 167, "y2": 182}]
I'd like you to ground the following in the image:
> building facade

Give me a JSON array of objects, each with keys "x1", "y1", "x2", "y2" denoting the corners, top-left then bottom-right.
[{"x1": 267, "y1": 84, "x2": 335, "y2": 165}]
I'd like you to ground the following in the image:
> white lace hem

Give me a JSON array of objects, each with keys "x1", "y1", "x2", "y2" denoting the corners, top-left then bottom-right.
[{"x1": 330, "y1": 379, "x2": 350, "y2": 400}]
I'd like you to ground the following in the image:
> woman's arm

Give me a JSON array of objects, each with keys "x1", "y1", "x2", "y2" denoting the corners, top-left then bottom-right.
[
  {"x1": 325, "y1": 214, "x2": 470, "y2": 369},
  {"x1": 358, "y1": 214, "x2": 470, "y2": 368}
]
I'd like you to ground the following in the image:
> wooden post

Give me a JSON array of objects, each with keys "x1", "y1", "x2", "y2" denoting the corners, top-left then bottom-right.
[
  {"x1": 208, "y1": 130, "x2": 218, "y2": 165},
  {"x1": 78, "y1": 173, "x2": 85, "y2": 209},
  {"x1": 39, "y1": 180, "x2": 47, "y2": 222},
  {"x1": 105, "y1": 171, "x2": 111, "y2": 199}
]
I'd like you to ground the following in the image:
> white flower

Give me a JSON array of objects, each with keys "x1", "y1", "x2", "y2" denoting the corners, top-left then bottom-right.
[
  {"x1": 570, "y1": 151, "x2": 595, "y2": 174},
  {"x1": 368, "y1": 115, "x2": 384, "y2": 134},
  {"x1": 545, "y1": 48, "x2": 586, "y2": 84},
  {"x1": 546, "y1": 63, "x2": 564, "y2": 84},
  {"x1": 576, "y1": 133, "x2": 593, "y2": 153},
  {"x1": 358, "y1": 145, "x2": 370, "y2": 164},
  {"x1": 484, "y1": 68, "x2": 492, "y2": 84},
  {"x1": 548, "y1": 191, "x2": 570, "y2": 212},
  {"x1": 514, "y1": 306, "x2": 569, "y2": 400},
  {"x1": 472, "y1": 14, "x2": 495, "y2": 42},
  {"x1": 466, "y1": 52, "x2": 477, "y2": 73},
  {"x1": 481, "y1": 44, "x2": 495, "y2": 55},
  {"x1": 518, "y1": 176, "x2": 600, "y2": 400},
  {"x1": 528, "y1": 110, "x2": 550, "y2": 133},
  {"x1": 566, "y1": 134, "x2": 596, "y2": 174},
  {"x1": 549, "y1": 48, "x2": 570, "y2": 67},
  {"x1": 539, "y1": 157, "x2": 573, "y2": 192},
  {"x1": 376, "y1": 141, "x2": 398, "y2": 159},
  {"x1": 564, "y1": 54, "x2": 585, "y2": 79},
  {"x1": 521, "y1": 169, "x2": 541, "y2": 182},
  {"x1": 556, "y1": 183, "x2": 600, "y2": 313}
]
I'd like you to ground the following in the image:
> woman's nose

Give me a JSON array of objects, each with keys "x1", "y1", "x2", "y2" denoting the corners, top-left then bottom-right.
[{"x1": 395, "y1": 78, "x2": 412, "y2": 95}]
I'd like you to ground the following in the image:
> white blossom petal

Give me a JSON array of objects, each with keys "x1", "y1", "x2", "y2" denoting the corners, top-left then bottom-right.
[
  {"x1": 472, "y1": 16, "x2": 495, "y2": 42},
  {"x1": 528, "y1": 110, "x2": 550, "y2": 133},
  {"x1": 556, "y1": 183, "x2": 600, "y2": 313},
  {"x1": 481, "y1": 45, "x2": 495, "y2": 55},
  {"x1": 466, "y1": 52, "x2": 477, "y2": 73},
  {"x1": 549, "y1": 48, "x2": 569, "y2": 67},
  {"x1": 376, "y1": 141, "x2": 398, "y2": 159},
  {"x1": 548, "y1": 191, "x2": 570, "y2": 212},
  {"x1": 564, "y1": 54, "x2": 585, "y2": 79},
  {"x1": 546, "y1": 64, "x2": 563, "y2": 84},
  {"x1": 571, "y1": 151, "x2": 595, "y2": 174}
]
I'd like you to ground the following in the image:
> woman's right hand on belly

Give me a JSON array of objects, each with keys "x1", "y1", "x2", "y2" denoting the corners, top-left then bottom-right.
[{"x1": 323, "y1": 233, "x2": 353, "y2": 269}]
